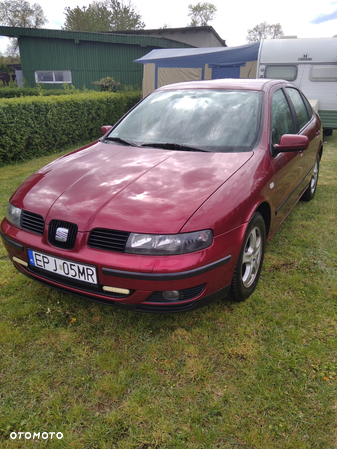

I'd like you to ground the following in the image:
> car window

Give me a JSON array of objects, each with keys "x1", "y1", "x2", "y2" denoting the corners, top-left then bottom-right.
[
  {"x1": 271, "y1": 89, "x2": 295, "y2": 146},
  {"x1": 108, "y1": 89, "x2": 263, "y2": 153},
  {"x1": 285, "y1": 87, "x2": 310, "y2": 131},
  {"x1": 301, "y1": 93, "x2": 314, "y2": 120}
]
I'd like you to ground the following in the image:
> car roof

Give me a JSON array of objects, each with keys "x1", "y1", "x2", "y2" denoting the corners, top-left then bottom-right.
[{"x1": 157, "y1": 78, "x2": 288, "y2": 93}]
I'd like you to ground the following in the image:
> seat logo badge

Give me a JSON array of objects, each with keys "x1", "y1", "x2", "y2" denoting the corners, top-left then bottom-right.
[{"x1": 55, "y1": 227, "x2": 69, "y2": 243}]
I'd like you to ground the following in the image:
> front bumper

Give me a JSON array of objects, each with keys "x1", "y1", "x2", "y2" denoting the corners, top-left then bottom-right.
[{"x1": 1, "y1": 218, "x2": 243, "y2": 313}]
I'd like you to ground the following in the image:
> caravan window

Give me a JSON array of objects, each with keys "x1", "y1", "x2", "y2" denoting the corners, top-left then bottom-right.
[
  {"x1": 265, "y1": 66, "x2": 297, "y2": 81},
  {"x1": 310, "y1": 65, "x2": 337, "y2": 82}
]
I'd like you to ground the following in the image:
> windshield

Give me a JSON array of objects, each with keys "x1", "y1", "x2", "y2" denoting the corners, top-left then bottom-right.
[{"x1": 108, "y1": 89, "x2": 263, "y2": 153}]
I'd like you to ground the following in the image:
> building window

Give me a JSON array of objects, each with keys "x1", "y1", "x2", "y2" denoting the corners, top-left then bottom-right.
[
  {"x1": 265, "y1": 65, "x2": 298, "y2": 81},
  {"x1": 35, "y1": 71, "x2": 72, "y2": 84}
]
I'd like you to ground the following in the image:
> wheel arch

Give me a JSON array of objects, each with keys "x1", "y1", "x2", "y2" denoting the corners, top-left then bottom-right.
[{"x1": 255, "y1": 201, "x2": 271, "y2": 238}]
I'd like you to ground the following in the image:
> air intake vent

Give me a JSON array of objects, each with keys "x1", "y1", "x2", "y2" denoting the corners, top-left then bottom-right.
[
  {"x1": 88, "y1": 228, "x2": 129, "y2": 253},
  {"x1": 48, "y1": 220, "x2": 78, "y2": 250},
  {"x1": 21, "y1": 210, "x2": 44, "y2": 235}
]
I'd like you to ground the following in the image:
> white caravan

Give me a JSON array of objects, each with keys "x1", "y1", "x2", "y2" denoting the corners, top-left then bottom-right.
[{"x1": 257, "y1": 37, "x2": 337, "y2": 134}]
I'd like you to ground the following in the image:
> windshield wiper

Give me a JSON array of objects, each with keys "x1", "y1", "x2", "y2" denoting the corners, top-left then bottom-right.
[
  {"x1": 104, "y1": 136, "x2": 138, "y2": 147},
  {"x1": 141, "y1": 142, "x2": 208, "y2": 152}
]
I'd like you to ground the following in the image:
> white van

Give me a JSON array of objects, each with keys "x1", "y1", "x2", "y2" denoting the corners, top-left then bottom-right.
[{"x1": 257, "y1": 37, "x2": 337, "y2": 134}]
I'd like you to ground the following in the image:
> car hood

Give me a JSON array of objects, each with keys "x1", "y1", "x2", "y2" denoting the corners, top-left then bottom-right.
[{"x1": 13, "y1": 142, "x2": 253, "y2": 234}]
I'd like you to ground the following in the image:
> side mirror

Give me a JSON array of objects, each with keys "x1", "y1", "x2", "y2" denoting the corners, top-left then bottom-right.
[
  {"x1": 101, "y1": 125, "x2": 113, "y2": 136},
  {"x1": 273, "y1": 134, "x2": 309, "y2": 154}
]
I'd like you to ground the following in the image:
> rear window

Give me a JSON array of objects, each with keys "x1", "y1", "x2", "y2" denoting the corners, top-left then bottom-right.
[{"x1": 109, "y1": 89, "x2": 263, "y2": 153}]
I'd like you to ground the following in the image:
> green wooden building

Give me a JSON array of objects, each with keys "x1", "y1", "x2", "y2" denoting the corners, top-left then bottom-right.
[{"x1": 0, "y1": 26, "x2": 191, "y2": 89}]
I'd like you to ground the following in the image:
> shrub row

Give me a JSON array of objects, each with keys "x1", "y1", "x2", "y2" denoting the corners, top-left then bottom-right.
[
  {"x1": 0, "y1": 87, "x2": 74, "y2": 98},
  {"x1": 0, "y1": 91, "x2": 141, "y2": 165}
]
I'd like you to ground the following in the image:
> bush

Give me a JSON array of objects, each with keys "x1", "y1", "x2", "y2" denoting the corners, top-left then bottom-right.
[
  {"x1": 0, "y1": 91, "x2": 141, "y2": 165},
  {"x1": 92, "y1": 76, "x2": 122, "y2": 92}
]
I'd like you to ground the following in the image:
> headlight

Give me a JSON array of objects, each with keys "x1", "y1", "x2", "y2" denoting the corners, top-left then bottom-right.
[
  {"x1": 125, "y1": 230, "x2": 213, "y2": 255},
  {"x1": 6, "y1": 202, "x2": 22, "y2": 228}
]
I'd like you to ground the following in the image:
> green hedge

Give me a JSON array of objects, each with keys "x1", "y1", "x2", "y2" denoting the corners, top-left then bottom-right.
[
  {"x1": 0, "y1": 91, "x2": 141, "y2": 165},
  {"x1": 0, "y1": 88, "x2": 71, "y2": 98}
]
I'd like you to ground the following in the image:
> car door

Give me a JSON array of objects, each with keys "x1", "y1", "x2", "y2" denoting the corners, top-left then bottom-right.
[
  {"x1": 270, "y1": 87, "x2": 319, "y2": 227},
  {"x1": 285, "y1": 86, "x2": 320, "y2": 185},
  {"x1": 270, "y1": 87, "x2": 300, "y2": 226}
]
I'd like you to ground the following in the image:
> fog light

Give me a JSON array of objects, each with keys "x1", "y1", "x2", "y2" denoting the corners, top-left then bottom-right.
[
  {"x1": 162, "y1": 290, "x2": 181, "y2": 301},
  {"x1": 13, "y1": 256, "x2": 28, "y2": 267},
  {"x1": 102, "y1": 286, "x2": 130, "y2": 295}
]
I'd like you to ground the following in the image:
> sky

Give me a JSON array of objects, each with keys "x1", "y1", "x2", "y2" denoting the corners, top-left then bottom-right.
[{"x1": 0, "y1": 0, "x2": 337, "y2": 53}]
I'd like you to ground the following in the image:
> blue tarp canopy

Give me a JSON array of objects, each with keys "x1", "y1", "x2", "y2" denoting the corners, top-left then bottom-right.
[
  {"x1": 134, "y1": 42, "x2": 260, "y2": 68},
  {"x1": 134, "y1": 42, "x2": 260, "y2": 96}
]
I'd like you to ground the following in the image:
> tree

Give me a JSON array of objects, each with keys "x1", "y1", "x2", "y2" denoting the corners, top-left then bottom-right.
[
  {"x1": 0, "y1": 0, "x2": 47, "y2": 56},
  {"x1": 63, "y1": 0, "x2": 145, "y2": 32},
  {"x1": 63, "y1": 5, "x2": 112, "y2": 32},
  {"x1": 0, "y1": 0, "x2": 47, "y2": 28},
  {"x1": 5, "y1": 39, "x2": 20, "y2": 57},
  {"x1": 187, "y1": 2, "x2": 217, "y2": 27},
  {"x1": 106, "y1": 0, "x2": 145, "y2": 30},
  {"x1": 247, "y1": 22, "x2": 284, "y2": 42}
]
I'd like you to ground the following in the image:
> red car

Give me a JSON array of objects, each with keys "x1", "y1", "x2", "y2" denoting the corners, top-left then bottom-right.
[{"x1": 1, "y1": 79, "x2": 322, "y2": 312}]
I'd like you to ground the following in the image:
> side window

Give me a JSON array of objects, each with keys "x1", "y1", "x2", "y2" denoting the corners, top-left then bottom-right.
[
  {"x1": 271, "y1": 89, "x2": 294, "y2": 146},
  {"x1": 301, "y1": 93, "x2": 314, "y2": 120},
  {"x1": 310, "y1": 65, "x2": 337, "y2": 82},
  {"x1": 285, "y1": 88, "x2": 310, "y2": 131},
  {"x1": 35, "y1": 71, "x2": 72, "y2": 84},
  {"x1": 265, "y1": 65, "x2": 298, "y2": 81}
]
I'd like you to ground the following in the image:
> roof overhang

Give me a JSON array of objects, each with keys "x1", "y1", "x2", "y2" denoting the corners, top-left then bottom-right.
[{"x1": 0, "y1": 26, "x2": 191, "y2": 48}]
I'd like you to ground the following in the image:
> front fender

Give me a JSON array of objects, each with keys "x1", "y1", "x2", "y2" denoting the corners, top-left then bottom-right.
[{"x1": 181, "y1": 149, "x2": 274, "y2": 237}]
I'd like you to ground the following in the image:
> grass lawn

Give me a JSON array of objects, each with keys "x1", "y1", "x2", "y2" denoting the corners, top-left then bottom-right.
[{"x1": 0, "y1": 135, "x2": 336, "y2": 448}]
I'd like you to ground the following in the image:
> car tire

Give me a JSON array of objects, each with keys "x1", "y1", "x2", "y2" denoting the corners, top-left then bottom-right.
[
  {"x1": 301, "y1": 158, "x2": 319, "y2": 202},
  {"x1": 230, "y1": 212, "x2": 266, "y2": 302}
]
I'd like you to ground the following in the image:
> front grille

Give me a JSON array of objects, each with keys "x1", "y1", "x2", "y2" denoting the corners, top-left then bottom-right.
[
  {"x1": 88, "y1": 228, "x2": 130, "y2": 253},
  {"x1": 144, "y1": 284, "x2": 206, "y2": 303},
  {"x1": 21, "y1": 210, "x2": 44, "y2": 235},
  {"x1": 48, "y1": 220, "x2": 78, "y2": 250}
]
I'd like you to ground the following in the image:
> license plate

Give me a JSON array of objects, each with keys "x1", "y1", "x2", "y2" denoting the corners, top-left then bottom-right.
[{"x1": 27, "y1": 249, "x2": 97, "y2": 284}]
